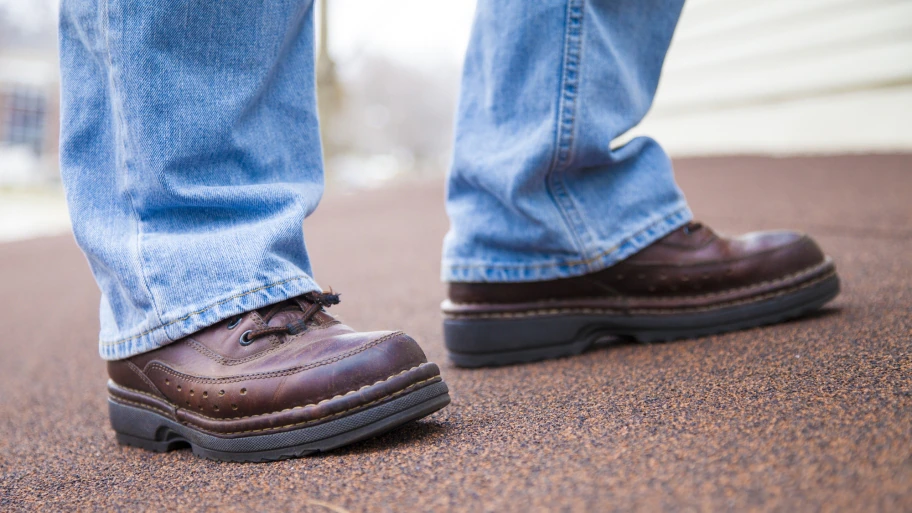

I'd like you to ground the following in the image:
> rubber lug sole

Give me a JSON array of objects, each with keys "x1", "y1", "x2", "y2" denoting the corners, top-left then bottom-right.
[
  {"x1": 111, "y1": 380, "x2": 449, "y2": 462},
  {"x1": 445, "y1": 273, "x2": 840, "y2": 368}
]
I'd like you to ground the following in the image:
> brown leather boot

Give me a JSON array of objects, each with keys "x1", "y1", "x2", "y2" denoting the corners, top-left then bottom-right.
[
  {"x1": 107, "y1": 292, "x2": 449, "y2": 461},
  {"x1": 443, "y1": 223, "x2": 839, "y2": 367}
]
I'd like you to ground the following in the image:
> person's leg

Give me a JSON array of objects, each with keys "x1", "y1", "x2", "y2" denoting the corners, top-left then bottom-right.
[
  {"x1": 60, "y1": 0, "x2": 325, "y2": 360},
  {"x1": 442, "y1": 0, "x2": 839, "y2": 366},
  {"x1": 443, "y1": 0, "x2": 690, "y2": 283},
  {"x1": 60, "y1": 0, "x2": 448, "y2": 460}
]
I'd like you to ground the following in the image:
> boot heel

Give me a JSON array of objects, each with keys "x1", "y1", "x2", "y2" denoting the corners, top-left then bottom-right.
[
  {"x1": 115, "y1": 432, "x2": 186, "y2": 452},
  {"x1": 444, "y1": 316, "x2": 597, "y2": 367},
  {"x1": 109, "y1": 399, "x2": 188, "y2": 452}
]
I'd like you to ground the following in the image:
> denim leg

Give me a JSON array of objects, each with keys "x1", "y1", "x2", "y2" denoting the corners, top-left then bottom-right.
[
  {"x1": 58, "y1": 0, "x2": 323, "y2": 360},
  {"x1": 443, "y1": 0, "x2": 693, "y2": 282}
]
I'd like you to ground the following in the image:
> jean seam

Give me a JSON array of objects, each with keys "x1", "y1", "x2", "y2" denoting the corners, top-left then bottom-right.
[
  {"x1": 545, "y1": 0, "x2": 591, "y2": 258},
  {"x1": 98, "y1": 275, "x2": 317, "y2": 346},
  {"x1": 101, "y1": 0, "x2": 168, "y2": 337},
  {"x1": 61, "y1": 4, "x2": 106, "y2": 72}
]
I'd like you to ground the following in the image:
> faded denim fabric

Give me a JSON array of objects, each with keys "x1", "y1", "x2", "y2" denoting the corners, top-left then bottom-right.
[
  {"x1": 59, "y1": 0, "x2": 323, "y2": 360},
  {"x1": 443, "y1": 0, "x2": 692, "y2": 281},
  {"x1": 58, "y1": 0, "x2": 692, "y2": 360}
]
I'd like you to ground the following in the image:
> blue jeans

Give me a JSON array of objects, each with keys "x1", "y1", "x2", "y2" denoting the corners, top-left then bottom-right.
[{"x1": 59, "y1": 0, "x2": 691, "y2": 360}]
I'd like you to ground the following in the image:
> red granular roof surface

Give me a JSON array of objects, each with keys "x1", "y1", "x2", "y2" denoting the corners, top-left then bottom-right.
[{"x1": 1, "y1": 155, "x2": 910, "y2": 511}]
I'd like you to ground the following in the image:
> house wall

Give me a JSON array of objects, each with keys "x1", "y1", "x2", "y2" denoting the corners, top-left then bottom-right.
[{"x1": 623, "y1": 0, "x2": 912, "y2": 155}]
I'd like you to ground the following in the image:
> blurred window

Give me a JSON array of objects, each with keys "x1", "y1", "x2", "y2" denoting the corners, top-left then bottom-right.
[{"x1": 1, "y1": 85, "x2": 47, "y2": 154}]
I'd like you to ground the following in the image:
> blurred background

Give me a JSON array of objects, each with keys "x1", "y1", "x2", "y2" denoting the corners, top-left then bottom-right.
[{"x1": 1, "y1": 0, "x2": 910, "y2": 243}]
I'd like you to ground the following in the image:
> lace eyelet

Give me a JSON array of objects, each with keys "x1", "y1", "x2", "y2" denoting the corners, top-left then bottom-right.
[
  {"x1": 239, "y1": 330, "x2": 254, "y2": 346},
  {"x1": 226, "y1": 316, "x2": 243, "y2": 330}
]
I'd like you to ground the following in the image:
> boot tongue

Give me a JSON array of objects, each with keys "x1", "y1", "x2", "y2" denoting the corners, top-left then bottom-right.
[
  {"x1": 668, "y1": 221, "x2": 716, "y2": 246},
  {"x1": 265, "y1": 305, "x2": 307, "y2": 327},
  {"x1": 682, "y1": 221, "x2": 704, "y2": 234},
  {"x1": 257, "y1": 295, "x2": 337, "y2": 328},
  {"x1": 253, "y1": 299, "x2": 304, "y2": 327}
]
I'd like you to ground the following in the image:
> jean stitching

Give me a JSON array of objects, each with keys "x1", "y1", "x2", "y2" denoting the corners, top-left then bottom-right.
[
  {"x1": 101, "y1": 0, "x2": 168, "y2": 337},
  {"x1": 444, "y1": 206, "x2": 689, "y2": 271},
  {"x1": 554, "y1": 4, "x2": 582, "y2": 170},
  {"x1": 99, "y1": 275, "x2": 316, "y2": 346},
  {"x1": 545, "y1": 1, "x2": 592, "y2": 258}
]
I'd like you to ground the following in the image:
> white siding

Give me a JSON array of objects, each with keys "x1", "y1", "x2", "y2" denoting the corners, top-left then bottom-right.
[{"x1": 623, "y1": 0, "x2": 912, "y2": 155}]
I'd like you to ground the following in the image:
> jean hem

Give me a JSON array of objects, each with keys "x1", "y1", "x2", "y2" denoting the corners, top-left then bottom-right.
[
  {"x1": 98, "y1": 274, "x2": 322, "y2": 360},
  {"x1": 441, "y1": 204, "x2": 692, "y2": 282}
]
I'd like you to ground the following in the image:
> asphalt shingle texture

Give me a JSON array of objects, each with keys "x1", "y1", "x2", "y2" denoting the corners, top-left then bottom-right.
[{"x1": 1, "y1": 155, "x2": 910, "y2": 511}]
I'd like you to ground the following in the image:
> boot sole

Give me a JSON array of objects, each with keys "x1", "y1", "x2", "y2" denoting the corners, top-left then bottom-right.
[
  {"x1": 110, "y1": 380, "x2": 449, "y2": 462},
  {"x1": 444, "y1": 272, "x2": 839, "y2": 368}
]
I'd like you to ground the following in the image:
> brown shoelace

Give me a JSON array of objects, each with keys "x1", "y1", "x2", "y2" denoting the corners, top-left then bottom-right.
[{"x1": 239, "y1": 291, "x2": 340, "y2": 345}]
